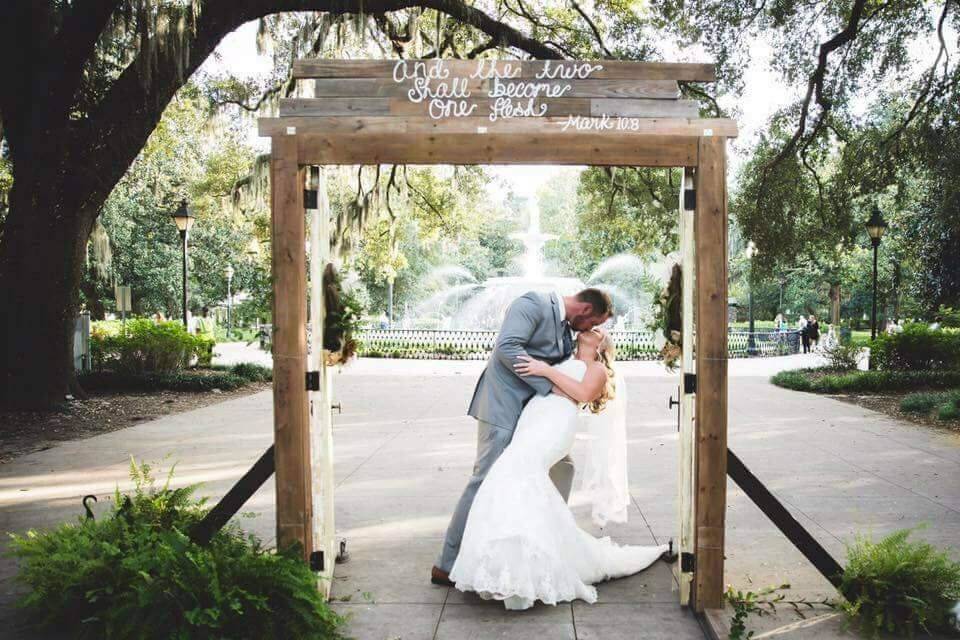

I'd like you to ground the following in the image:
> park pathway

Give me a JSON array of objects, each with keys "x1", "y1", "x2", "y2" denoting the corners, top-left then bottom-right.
[{"x1": 1, "y1": 353, "x2": 958, "y2": 639}]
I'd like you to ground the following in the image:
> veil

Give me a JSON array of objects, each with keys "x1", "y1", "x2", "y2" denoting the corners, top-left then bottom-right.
[{"x1": 578, "y1": 367, "x2": 630, "y2": 527}]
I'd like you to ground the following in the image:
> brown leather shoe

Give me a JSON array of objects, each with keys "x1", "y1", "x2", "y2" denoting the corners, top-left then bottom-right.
[{"x1": 431, "y1": 566, "x2": 455, "y2": 587}]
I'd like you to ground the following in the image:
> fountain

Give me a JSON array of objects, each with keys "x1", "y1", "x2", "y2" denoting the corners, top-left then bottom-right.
[
  {"x1": 422, "y1": 204, "x2": 585, "y2": 329},
  {"x1": 402, "y1": 204, "x2": 582, "y2": 328},
  {"x1": 404, "y1": 204, "x2": 667, "y2": 331}
]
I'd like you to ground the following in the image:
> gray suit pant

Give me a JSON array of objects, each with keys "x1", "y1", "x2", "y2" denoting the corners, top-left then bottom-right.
[{"x1": 436, "y1": 419, "x2": 574, "y2": 573}]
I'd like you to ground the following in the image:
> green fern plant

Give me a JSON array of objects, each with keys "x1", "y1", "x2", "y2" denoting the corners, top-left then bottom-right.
[
  {"x1": 839, "y1": 528, "x2": 960, "y2": 638},
  {"x1": 6, "y1": 460, "x2": 344, "y2": 640}
]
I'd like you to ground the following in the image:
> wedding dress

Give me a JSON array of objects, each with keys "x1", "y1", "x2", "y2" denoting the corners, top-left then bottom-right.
[{"x1": 448, "y1": 358, "x2": 668, "y2": 610}]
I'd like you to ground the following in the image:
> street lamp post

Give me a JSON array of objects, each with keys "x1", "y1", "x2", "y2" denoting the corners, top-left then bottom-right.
[
  {"x1": 865, "y1": 205, "x2": 888, "y2": 340},
  {"x1": 746, "y1": 241, "x2": 759, "y2": 355},
  {"x1": 169, "y1": 200, "x2": 195, "y2": 329},
  {"x1": 224, "y1": 264, "x2": 235, "y2": 337},
  {"x1": 387, "y1": 277, "x2": 394, "y2": 328}
]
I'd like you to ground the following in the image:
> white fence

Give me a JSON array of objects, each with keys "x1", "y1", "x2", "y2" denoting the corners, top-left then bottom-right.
[{"x1": 357, "y1": 329, "x2": 801, "y2": 361}]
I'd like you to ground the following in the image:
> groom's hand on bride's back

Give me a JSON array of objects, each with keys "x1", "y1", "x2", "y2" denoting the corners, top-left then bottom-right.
[{"x1": 513, "y1": 354, "x2": 550, "y2": 378}]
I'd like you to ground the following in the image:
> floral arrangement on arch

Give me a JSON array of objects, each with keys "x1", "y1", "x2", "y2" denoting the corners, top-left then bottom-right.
[
  {"x1": 651, "y1": 261, "x2": 683, "y2": 371},
  {"x1": 322, "y1": 263, "x2": 364, "y2": 366}
]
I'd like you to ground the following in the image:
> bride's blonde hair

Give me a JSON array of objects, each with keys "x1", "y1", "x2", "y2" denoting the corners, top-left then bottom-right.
[{"x1": 586, "y1": 334, "x2": 616, "y2": 414}]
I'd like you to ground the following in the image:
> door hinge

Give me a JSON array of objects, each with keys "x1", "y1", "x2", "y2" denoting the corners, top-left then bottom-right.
[
  {"x1": 681, "y1": 552, "x2": 696, "y2": 573},
  {"x1": 683, "y1": 188, "x2": 696, "y2": 211},
  {"x1": 306, "y1": 371, "x2": 320, "y2": 391},
  {"x1": 310, "y1": 550, "x2": 324, "y2": 572},
  {"x1": 304, "y1": 189, "x2": 318, "y2": 209},
  {"x1": 336, "y1": 539, "x2": 350, "y2": 564},
  {"x1": 684, "y1": 373, "x2": 697, "y2": 394}
]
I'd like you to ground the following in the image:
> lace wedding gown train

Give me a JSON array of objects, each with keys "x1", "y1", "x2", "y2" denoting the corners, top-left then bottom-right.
[{"x1": 448, "y1": 358, "x2": 667, "y2": 610}]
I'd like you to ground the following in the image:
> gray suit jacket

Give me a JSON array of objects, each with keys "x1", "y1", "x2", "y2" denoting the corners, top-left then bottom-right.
[{"x1": 467, "y1": 290, "x2": 570, "y2": 431}]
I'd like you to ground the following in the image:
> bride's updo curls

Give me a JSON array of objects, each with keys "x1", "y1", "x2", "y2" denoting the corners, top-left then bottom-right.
[{"x1": 586, "y1": 331, "x2": 616, "y2": 414}]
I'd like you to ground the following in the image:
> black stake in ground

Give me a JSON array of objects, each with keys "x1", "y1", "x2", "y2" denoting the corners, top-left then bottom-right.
[
  {"x1": 727, "y1": 449, "x2": 844, "y2": 588},
  {"x1": 190, "y1": 445, "x2": 276, "y2": 546}
]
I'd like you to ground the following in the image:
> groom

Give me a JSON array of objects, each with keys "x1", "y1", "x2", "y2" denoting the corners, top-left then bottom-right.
[{"x1": 431, "y1": 288, "x2": 613, "y2": 586}]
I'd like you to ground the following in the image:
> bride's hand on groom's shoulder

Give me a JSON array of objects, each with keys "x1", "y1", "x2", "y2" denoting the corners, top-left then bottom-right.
[{"x1": 514, "y1": 355, "x2": 550, "y2": 377}]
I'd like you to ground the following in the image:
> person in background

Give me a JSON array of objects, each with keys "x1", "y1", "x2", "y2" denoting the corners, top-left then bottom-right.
[
  {"x1": 823, "y1": 324, "x2": 838, "y2": 350},
  {"x1": 807, "y1": 315, "x2": 820, "y2": 351},
  {"x1": 195, "y1": 306, "x2": 217, "y2": 366},
  {"x1": 153, "y1": 311, "x2": 166, "y2": 323},
  {"x1": 774, "y1": 313, "x2": 784, "y2": 332},
  {"x1": 798, "y1": 315, "x2": 810, "y2": 353}
]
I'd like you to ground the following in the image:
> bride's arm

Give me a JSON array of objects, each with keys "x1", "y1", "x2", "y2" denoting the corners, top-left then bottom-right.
[{"x1": 514, "y1": 357, "x2": 606, "y2": 403}]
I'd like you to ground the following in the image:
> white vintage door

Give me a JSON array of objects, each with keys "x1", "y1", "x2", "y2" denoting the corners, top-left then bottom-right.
[
  {"x1": 676, "y1": 169, "x2": 697, "y2": 605},
  {"x1": 307, "y1": 166, "x2": 337, "y2": 597}
]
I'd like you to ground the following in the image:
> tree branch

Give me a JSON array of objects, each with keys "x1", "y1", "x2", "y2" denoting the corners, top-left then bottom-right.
[
  {"x1": 46, "y1": 0, "x2": 121, "y2": 120},
  {"x1": 765, "y1": 0, "x2": 868, "y2": 170},
  {"x1": 75, "y1": 0, "x2": 559, "y2": 213},
  {"x1": 680, "y1": 82, "x2": 722, "y2": 117},
  {"x1": 569, "y1": 0, "x2": 612, "y2": 58},
  {"x1": 881, "y1": 0, "x2": 953, "y2": 147}
]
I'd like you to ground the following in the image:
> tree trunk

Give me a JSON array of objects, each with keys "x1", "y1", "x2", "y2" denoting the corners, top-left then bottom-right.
[
  {"x1": 0, "y1": 163, "x2": 96, "y2": 409},
  {"x1": 829, "y1": 282, "x2": 841, "y2": 325}
]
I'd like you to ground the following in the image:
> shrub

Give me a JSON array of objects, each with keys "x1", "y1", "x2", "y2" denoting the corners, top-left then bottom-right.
[
  {"x1": 91, "y1": 319, "x2": 206, "y2": 374},
  {"x1": 839, "y1": 528, "x2": 960, "y2": 638},
  {"x1": 871, "y1": 323, "x2": 960, "y2": 371},
  {"x1": 229, "y1": 362, "x2": 273, "y2": 382},
  {"x1": 770, "y1": 370, "x2": 813, "y2": 392},
  {"x1": 823, "y1": 341, "x2": 862, "y2": 371},
  {"x1": 772, "y1": 368, "x2": 960, "y2": 394},
  {"x1": 900, "y1": 392, "x2": 947, "y2": 414},
  {"x1": 937, "y1": 305, "x2": 960, "y2": 329},
  {"x1": 937, "y1": 401, "x2": 960, "y2": 421},
  {"x1": 6, "y1": 461, "x2": 345, "y2": 640},
  {"x1": 80, "y1": 370, "x2": 247, "y2": 392}
]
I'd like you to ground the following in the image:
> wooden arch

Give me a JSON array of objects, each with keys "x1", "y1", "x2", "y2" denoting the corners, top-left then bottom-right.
[{"x1": 258, "y1": 58, "x2": 736, "y2": 612}]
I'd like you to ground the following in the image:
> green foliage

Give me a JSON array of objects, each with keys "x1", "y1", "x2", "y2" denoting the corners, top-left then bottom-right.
[
  {"x1": 936, "y1": 306, "x2": 960, "y2": 329},
  {"x1": 724, "y1": 584, "x2": 824, "y2": 640},
  {"x1": 900, "y1": 392, "x2": 949, "y2": 414},
  {"x1": 576, "y1": 167, "x2": 682, "y2": 263},
  {"x1": 871, "y1": 324, "x2": 960, "y2": 371},
  {"x1": 822, "y1": 341, "x2": 863, "y2": 371},
  {"x1": 91, "y1": 319, "x2": 207, "y2": 374},
  {"x1": 936, "y1": 402, "x2": 960, "y2": 421},
  {"x1": 228, "y1": 362, "x2": 273, "y2": 383},
  {"x1": 6, "y1": 460, "x2": 344, "y2": 640},
  {"x1": 80, "y1": 370, "x2": 247, "y2": 392},
  {"x1": 771, "y1": 368, "x2": 960, "y2": 394},
  {"x1": 91, "y1": 87, "x2": 265, "y2": 320},
  {"x1": 839, "y1": 528, "x2": 960, "y2": 638},
  {"x1": 898, "y1": 389, "x2": 960, "y2": 420},
  {"x1": 685, "y1": 0, "x2": 959, "y2": 317}
]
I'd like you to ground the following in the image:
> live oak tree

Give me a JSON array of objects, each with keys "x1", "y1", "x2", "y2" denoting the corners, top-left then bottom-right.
[
  {"x1": 0, "y1": 0, "x2": 566, "y2": 409},
  {"x1": 678, "y1": 0, "x2": 960, "y2": 317},
  {"x1": 2, "y1": 0, "x2": 687, "y2": 409}
]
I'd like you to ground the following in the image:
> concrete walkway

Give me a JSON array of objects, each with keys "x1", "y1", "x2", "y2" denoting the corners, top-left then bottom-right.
[{"x1": 1, "y1": 354, "x2": 958, "y2": 639}]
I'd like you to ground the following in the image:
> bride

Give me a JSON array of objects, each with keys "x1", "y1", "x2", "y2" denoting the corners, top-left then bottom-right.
[{"x1": 448, "y1": 327, "x2": 669, "y2": 610}]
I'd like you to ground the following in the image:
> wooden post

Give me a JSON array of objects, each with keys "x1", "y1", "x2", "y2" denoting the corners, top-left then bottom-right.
[
  {"x1": 693, "y1": 136, "x2": 728, "y2": 611},
  {"x1": 676, "y1": 168, "x2": 697, "y2": 606},
  {"x1": 308, "y1": 166, "x2": 337, "y2": 596},
  {"x1": 270, "y1": 135, "x2": 313, "y2": 559}
]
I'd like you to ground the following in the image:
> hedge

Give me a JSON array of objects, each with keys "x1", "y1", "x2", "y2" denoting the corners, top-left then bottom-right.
[
  {"x1": 871, "y1": 323, "x2": 960, "y2": 371},
  {"x1": 91, "y1": 319, "x2": 211, "y2": 374},
  {"x1": 771, "y1": 368, "x2": 960, "y2": 394},
  {"x1": 80, "y1": 370, "x2": 248, "y2": 393}
]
